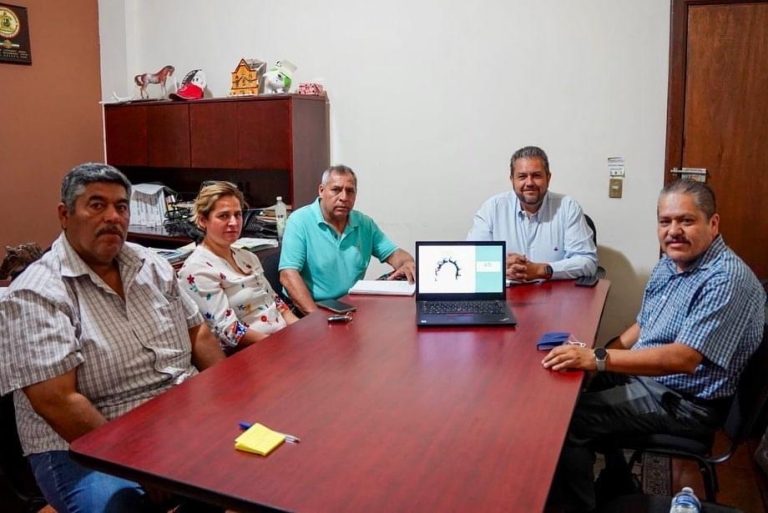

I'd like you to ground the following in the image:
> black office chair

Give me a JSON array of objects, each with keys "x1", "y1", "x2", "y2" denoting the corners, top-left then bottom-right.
[
  {"x1": 0, "y1": 394, "x2": 47, "y2": 513},
  {"x1": 621, "y1": 323, "x2": 768, "y2": 502},
  {"x1": 583, "y1": 214, "x2": 606, "y2": 279},
  {"x1": 0, "y1": 245, "x2": 48, "y2": 512},
  {"x1": 259, "y1": 245, "x2": 305, "y2": 318},
  {"x1": 258, "y1": 246, "x2": 282, "y2": 296}
]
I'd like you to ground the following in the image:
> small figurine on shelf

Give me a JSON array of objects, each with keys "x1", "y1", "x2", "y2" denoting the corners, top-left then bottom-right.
[
  {"x1": 263, "y1": 60, "x2": 296, "y2": 94},
  {"x1": 170, "y1": 69, "x2": 207, "y2": 100},
  {"x1": 230, "y1": 58, "x2": 265, "y2": 96},
  {"x1": 134, "y1": 65, "x2": 176, "y2": 99}
]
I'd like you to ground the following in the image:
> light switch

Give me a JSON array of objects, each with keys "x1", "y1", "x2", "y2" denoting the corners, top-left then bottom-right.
[{"x1": 609, "y1": 178, "x2": 623, "y2": 198}]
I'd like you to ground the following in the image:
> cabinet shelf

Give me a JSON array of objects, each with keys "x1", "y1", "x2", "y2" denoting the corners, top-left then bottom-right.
[{"x1": 104, "y1": 94, "x2": 329, "y2": 210}]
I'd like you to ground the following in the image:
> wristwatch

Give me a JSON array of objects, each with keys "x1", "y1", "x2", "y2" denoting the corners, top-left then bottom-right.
[
  {"x1": 594, "y1": 347, "x2": 608, "y2": 372},
  {"x1": 544, "y1": 264, "x2": 553, "y2": 280}
]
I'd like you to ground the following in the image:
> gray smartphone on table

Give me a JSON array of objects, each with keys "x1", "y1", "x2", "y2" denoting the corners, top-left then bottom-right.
[{"x1": 316, "y1": 299, "x2": 357, "y2": 314}]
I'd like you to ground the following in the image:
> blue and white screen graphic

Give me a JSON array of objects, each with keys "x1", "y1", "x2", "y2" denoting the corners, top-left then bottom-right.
[{"x1": 418, "y1": 244, "x2": 504, "y2": 294}]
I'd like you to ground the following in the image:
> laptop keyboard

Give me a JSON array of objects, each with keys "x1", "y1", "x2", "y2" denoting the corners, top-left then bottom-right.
[{"x1": 423, "y1": 300, "x2": 507, "y2": 315}]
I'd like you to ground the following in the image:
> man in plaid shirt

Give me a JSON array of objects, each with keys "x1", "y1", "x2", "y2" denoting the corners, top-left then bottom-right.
[{"x1": 543, "y1": 180, "x2": 765, "y2": 513}]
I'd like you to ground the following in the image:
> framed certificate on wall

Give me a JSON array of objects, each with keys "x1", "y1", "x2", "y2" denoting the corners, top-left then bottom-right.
[{"x1": 0, "y1": 3, "x2": 31, "y2": 65}]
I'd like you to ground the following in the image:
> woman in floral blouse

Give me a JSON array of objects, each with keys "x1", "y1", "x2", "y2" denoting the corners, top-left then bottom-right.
[{"x1": 178, "y1": 181, "x2": 298, "y2": 352}]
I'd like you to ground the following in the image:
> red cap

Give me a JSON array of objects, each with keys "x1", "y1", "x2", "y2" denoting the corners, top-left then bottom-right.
[{"x1": 170, "y1": 69, "x2": 206, "y2": 100}]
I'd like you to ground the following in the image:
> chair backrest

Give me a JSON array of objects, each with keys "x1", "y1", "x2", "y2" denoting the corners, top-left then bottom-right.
[
  {"x1": 584, "y1": 214, "x2": 598, "y2": 246},
  {"x1": 258, "y1": 246, "x2": 284, "y2": 299},
  {"x1": 723, "y1": 323, "x2": 768, "y2": 443},
  {"x1": 0, "y1": 393, "x2": 46, "y2": 509}
]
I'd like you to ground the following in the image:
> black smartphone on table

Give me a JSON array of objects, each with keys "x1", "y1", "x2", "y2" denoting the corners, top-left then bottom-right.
[{"x1": 316, "y1": 299, "x2": 357, "y2": 314}]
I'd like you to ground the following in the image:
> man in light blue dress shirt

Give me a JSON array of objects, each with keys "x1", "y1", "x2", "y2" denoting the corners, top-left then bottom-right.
[{"x1": 467, "y1": 146, "x2": 598, "y2": 280}]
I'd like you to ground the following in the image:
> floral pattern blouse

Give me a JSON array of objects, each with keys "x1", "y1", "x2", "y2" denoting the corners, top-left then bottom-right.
[{"x1": 178, "y1": 245, "x2": 288, "y2": 350}]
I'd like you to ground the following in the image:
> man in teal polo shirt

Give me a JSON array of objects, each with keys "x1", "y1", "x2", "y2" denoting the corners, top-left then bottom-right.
[{"x1": 279, "y1": 165, "x2": 415, "y2": 314}]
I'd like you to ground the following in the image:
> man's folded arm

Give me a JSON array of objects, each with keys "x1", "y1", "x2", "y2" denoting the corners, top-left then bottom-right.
[
  {"x1": 605, "y1": 323, "x2": 641, "y2": 350},
  {"x1": 466, "y1": 212, "x2": 493, "y2": 241},
  {"x1": 553, "y1": 208, "x2": 599, "y2": 279},
  {"x1": 188, "y1": 323, "x2": 225, "y2": 370},
  {"x1": 550, "y1": 255, "x2": 598, "y2": 280},
  {"x1": 23, "y1": 368, "x2": 106, "y2": 443},
  {"x1": 603, "y1": 342, "x2": 703, "y2": 376},
  {"x1": 543, "y1": 339, "x2": 703, "y2": 375},
  {"x1": 280, "y1": 268, "x2": 317, "y2": 314},
  {"x1": 385, "y1": 249, "x2": 415, "y2": 282}
]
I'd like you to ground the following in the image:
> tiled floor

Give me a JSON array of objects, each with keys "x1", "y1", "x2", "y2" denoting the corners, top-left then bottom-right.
[{"x1": 671, "y1": 435, "x2": 767, "y2": 512}]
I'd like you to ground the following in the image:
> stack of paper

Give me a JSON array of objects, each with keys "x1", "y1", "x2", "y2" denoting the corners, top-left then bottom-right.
[
  {"x1": 232, "y1": 237, "x2": 279, "y2": 251},
  {"x1": 349, "y1": 280, "x2": 416, "y2": 296},
  {"x1": 148, "y1": 242, "x2": 195, "y2": 265},
  {"x1": 130, "y1": 183, "x2": 167, "y2": 227},
  {"x1": 234, "y1": 423, "x2": 285, "y2": 456}
]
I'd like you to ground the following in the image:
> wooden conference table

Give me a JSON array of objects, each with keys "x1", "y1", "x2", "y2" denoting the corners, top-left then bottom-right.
[{"x1": 70, "y1": 280, "x2": 610, "y2": 513}]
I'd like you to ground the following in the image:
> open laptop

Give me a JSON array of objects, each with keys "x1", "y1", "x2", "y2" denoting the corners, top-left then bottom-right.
[{"x1": 415, "y1": 241, "x2": 517, "y2": 326}]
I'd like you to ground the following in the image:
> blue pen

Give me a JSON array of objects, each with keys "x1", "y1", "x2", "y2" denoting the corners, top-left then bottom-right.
[{"x1": 238, "y1": 422, "x2": 301, "y2": 444}]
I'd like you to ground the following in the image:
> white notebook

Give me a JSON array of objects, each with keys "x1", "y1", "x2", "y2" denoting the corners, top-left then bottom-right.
[
  {"x1": 232, "y1": 238, "x2": 279, "y2": 251},
  {"x1": 349, "y1": 280, "x2": 416, "y2": 296}
]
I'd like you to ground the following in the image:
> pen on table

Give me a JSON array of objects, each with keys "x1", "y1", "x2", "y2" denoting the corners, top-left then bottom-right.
[{"x1": 238, "y1": 422, "x2": 301, "y2": 444}]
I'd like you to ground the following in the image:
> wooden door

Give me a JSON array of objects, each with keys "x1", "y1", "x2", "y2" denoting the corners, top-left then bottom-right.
[{"x1": 665, "y1": 0, "x2": 768, "y2": 279}]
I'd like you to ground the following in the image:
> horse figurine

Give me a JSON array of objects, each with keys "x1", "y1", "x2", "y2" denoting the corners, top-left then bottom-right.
[{"x1": 134, "y1": 65, "x2": 176, "y2": 99}]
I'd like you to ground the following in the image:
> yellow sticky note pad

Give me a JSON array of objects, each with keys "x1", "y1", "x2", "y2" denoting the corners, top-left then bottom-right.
[{"x1": 234, "y1": 423, "x2": 285, "y2": 456}]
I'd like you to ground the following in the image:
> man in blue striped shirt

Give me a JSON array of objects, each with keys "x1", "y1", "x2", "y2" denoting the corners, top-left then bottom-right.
[{"x1": 543, "y1": 180, "x2": 765, "y2": 512}]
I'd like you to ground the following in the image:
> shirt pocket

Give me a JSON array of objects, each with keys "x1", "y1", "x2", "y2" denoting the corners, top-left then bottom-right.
[{"x1": 147, "y1": 286, "x2": 191, "y2": 356}]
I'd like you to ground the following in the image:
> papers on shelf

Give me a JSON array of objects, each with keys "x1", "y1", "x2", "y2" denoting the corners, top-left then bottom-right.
[
  {"x1": 231, "y1": 237, "x2": 279, "y2": 251},
  {"x1": 130, "y1": 183, "x2": 168, "y2": 227},
  {"x1": 234, "y1": 423, "x2": 285, "y2": 456},
  {"x1": 349, "y1": 279, "x2": 416, "y2": 296},
  {"x1": 149, "y1": 242, "x2": 195, "y2": 265}
]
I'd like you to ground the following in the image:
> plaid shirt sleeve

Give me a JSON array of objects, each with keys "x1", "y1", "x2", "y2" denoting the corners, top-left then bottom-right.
[{"x1": 677, "y1": 271, "x2": 760, "y2": 369}]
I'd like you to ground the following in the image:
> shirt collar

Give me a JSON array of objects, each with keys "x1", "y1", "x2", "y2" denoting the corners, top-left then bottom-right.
[
  {"x1": 55, "y1": 233, "x2": 144, "y2": 283},
  {"x1": 311, "y1": 197, "x2": 359, "y2": 231},
  {"x1": 515, "y1": 191, "x2": 550, "y2": 220}
]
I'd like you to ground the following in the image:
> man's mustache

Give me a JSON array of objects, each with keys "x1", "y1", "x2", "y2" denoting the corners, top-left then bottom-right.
[
  {"x1": 665, "y1": 237, "x2": 688, "y2": 244},
  {"x1": 96, "y1": 226, "x2": 125, "y2": 237}
]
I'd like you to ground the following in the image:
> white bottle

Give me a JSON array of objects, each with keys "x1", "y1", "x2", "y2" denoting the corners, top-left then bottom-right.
[
  {"x1": 275, "y1": 196, "x2": 288, "y2": 240},
  {"x1": 670, "y1": 486, "x2": 701, "y2": 513}
]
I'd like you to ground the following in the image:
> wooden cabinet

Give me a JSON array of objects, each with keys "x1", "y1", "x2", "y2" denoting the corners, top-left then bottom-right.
[
  {"x1": 147, "y1": 103, "x2": 190, "y2": 168},
  {"x1": 189, "y1": 102, "x2": 238, "y2": 169},
  {"x1": 105, "y1": 105, "x2": 147, "y2": 166},
  {"x1": 104, "y1": 95, "x2": 329, "y2": 209}
]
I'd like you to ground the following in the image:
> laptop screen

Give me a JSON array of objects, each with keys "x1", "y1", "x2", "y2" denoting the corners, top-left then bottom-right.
[{"x1": 415, "y1": 241, "x2": 506, "y2": 299}]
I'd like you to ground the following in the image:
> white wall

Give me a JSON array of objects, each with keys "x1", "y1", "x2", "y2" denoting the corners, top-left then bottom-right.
[{"x1": 99, "y1": 0, "x2": 671, "y2": 339}]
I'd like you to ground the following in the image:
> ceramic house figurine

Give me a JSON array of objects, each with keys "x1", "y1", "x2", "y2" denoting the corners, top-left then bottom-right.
[
  {"x1": 230, "y1": 58, "x2": 265, "y2": 96},
  {"x1": 263, "y1": 60, "x2": 297, "y2": 94}
]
